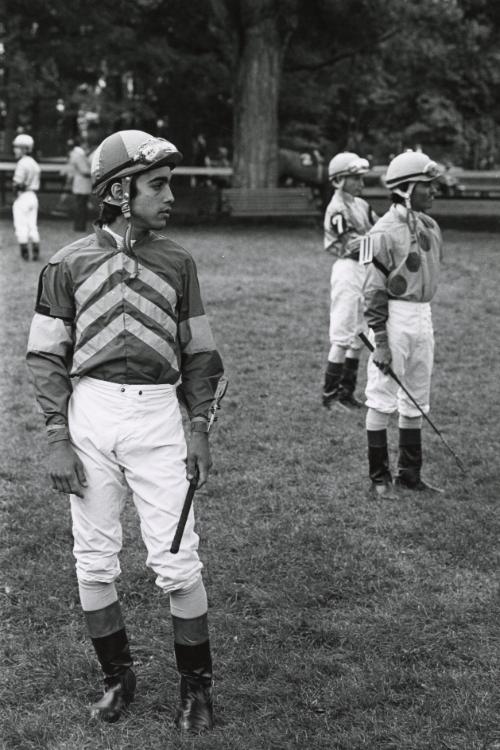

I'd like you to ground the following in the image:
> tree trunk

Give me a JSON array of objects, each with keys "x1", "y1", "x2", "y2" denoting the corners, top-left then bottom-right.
[
  {"x1": 233, "y1": 16, "x2": 282, "y2": 188},
  {"x1": 3, "y1": 60, "x2": 19, "y2": 154},
  {"x1": 4, "y1": 103, "x2": 18, "y2": 154}
]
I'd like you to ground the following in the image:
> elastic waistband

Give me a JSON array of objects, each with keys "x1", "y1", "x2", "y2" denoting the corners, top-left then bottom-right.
[
  {"x1": 336, "y1": 253, "x2": 359, "y2": 262},
  {"x1": 80, "y1": 376, "x2": 178, "y2": 394},
  {"x1": 388, "y1": 300, "x2": 431, "y2": 312}
]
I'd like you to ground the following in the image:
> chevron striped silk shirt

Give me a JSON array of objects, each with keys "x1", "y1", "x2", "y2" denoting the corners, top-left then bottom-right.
[{"x1": 26, "y1": 226, "x2": 223, "y2": 442}]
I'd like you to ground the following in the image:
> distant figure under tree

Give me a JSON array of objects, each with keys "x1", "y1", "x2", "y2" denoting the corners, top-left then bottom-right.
[
  {"x1": 68, "y1": 139, "x2": 92, "y2": 232},
  {"x1": 12, "y1": 133, "x2": 41, "y2": 261},
  {"x1": 191, "y1": 134, "x2": 211, "y2": 187}
]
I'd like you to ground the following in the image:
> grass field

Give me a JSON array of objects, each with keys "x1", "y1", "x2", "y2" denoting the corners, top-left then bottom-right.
[{"x1": 1, "y1": 216, "x2": 499, "y2": 750}]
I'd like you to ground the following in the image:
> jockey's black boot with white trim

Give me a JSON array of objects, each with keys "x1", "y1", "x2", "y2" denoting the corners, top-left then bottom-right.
[
  {"x1": 173, "y1": 614, "x2": 214, "y2": 734},
  {"x1": 85, "y1": 602, "x2": 136, "y2": 722},
  {"x1": 395, "y1": 428, "x2": 442, "y2": 493},
  {"x1": 322, "y1": 361, "x2": 343, "y2": 408},
  {"x1": 20, "y1": 243, "x2": 29, "y2": 261},
  {"x1": 367, "y1": 429, "x2": 397, "y2": 499},
  {"x1": 90, "y1": 630, "x2": 136, "y2": 722},
  {"x1": 338, "y1": 357, "x2": 363, "y2": 410}
]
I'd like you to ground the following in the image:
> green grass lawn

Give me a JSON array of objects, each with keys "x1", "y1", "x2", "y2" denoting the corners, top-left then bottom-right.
[{"x1": 1, "y1": 217, "x2": 499, "y2": 750}]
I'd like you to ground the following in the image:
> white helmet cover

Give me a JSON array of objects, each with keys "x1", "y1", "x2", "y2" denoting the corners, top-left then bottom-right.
[
  {"x1": 328, "y1": 152, "x2": 369, "y2": 182},
  {"x1": 384, "y1": 151, "x2": 442, "y2": 189},
  {"x1": 13, "y1": 134, "x2": 34, "y2": 151}
]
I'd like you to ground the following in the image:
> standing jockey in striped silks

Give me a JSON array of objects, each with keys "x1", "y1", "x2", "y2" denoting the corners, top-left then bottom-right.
[{"x1": 26, "y1": 130, "x2": 224, "y2": 733}]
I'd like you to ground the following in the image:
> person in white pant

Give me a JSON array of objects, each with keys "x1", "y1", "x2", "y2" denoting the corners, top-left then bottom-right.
[
  {"x1": 12, "y1": 133, "x2": 41, "y2": 261},
  {"x1": 322, "y1": 152, "x2": 377, "y2": 411},
  {"x1": 362, "y1": 150, "x2": 443, "y2": 497},
  {"x1": 26, "y1": 129, "x2": 224, "y2": 732},
  {"x1": 67, "y1": 139, "x2": 92, "y2": 231}
]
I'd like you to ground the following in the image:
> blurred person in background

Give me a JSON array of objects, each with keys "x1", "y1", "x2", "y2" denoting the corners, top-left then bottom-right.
[
  {"x1": 68, "y1": 138, "x2": 92, "y2": 231},
  {"x1": 322, "y1": 151, "x2": 377, "y2": 412},
  {"x1": 191, "y1": 133, "x2": 211, "y2": 187},
  {"x1": 362, "y1": 150, "x2": 443, "y2": 498},
  {"x1": 12, "y1": 133, "x2": 41, "y2": 261}
]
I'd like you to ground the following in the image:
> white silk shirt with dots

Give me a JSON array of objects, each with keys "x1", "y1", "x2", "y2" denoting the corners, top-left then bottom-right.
[{"x1": 363, "y1": 204, "x2": 443, "y2": 333}]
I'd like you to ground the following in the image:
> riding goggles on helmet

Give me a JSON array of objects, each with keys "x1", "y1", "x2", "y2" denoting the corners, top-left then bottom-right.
[
  {"x1": 385, "y1": 159, "x2": 443, "y2": 190},
  {"x1": 421, "y1": 160, "x2": 441, "y2": 179},
  {"x1": 93, "y1": 136, "x2": 182, "y2": 196},
  {"x1": 132, "y1": 138, "x2": 180, "y2": 166},
  {"x1": 345, "y1": 158, "x2": 370, "y2": 174},
  {"x1": 329, "y1": 158, "x2": 370, "y2": 180}
]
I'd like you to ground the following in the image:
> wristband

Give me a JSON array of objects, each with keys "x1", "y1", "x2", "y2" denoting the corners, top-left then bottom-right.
[
  {"x1": 374, "y1": 330, "x2": 389, "y2": 346},
  {"x1": 47, "y1": 425, "x2": 70, "y2": 443},
  {"x1": 191, "y1": 421, "x2": 209, "y2": 434}
]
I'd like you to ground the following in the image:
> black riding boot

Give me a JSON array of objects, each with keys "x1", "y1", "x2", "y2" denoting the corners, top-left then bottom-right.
[
  {"x1": 395, "y1": 428, "x2": 442, "y2": 492},
  {"x1": 338, "y1": 357, "x2": 362, "y2": 409},
  {"x1": 85, "y1": 601, "x2": 136, "y2": 722},
  {"x1": 20, "y1": 243, "x2": 29, "y2": 261},
  {"x1": 173, "y1": 614, "x2": 214, "y2": 734},
  {"x1": 367, "y1": 429, "x2": 396, "y2": 498},
  {"x1": 31, "y1": 243, "x2": 39, "y2": 261},
  {"x1": 322, "y1": 361, "x2": 343, "y2": 408}
]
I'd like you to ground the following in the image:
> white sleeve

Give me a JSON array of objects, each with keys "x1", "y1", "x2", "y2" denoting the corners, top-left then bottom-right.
[{"x1": 13, "y1": 161, "x2": 27, "y2": 187}]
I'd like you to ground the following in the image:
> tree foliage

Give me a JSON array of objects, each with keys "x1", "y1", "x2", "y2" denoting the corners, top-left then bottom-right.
[
  {"x1": 280, "y1": 0, "x2": 500, "y2": 166},
  {"x1": 2, "y1": 0, "x2": 500, "y2": 169}
]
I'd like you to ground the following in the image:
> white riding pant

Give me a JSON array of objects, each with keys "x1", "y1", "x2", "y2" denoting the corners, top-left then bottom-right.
[
  {"x1": 328, "y1": 258, "x2": 367, "y2": 355},
  {"x1": 68, "y1": 377, "x2": 202, "y2": 593},
  {"x1": 365, "y1": 300, "x2": 434, "y2": 416},
  {"x1": 12, "y1": 191, "x2": 40, "y2": 244}
]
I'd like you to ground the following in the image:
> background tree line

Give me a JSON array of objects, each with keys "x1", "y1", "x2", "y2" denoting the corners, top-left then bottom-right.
[{"x1": 2, "y1": 0, "x2": 500, "y2": 185}]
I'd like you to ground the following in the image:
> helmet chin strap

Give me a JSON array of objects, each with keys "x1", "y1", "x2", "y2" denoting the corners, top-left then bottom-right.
[
  {"x1": 393, "y1": 182, "x2": 417, "y2": 236},
  {"x1": 120, "y1": 176, "x2": 132, "y2": 220},
  {"x1": 119, "y1": 176, "x2": 139, "y2": 277},
  {"x1": 393, "y1": 181, "x2": 416, "y2": 209},
  {"x1": 331, "y1": 176, "x2": 346, "y2": 189}
]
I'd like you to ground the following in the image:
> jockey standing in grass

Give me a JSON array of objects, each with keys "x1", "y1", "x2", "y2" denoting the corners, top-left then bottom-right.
[
  {"x1": 322, "y1": 152, "x2": 377, "y2": 411},
  {"x1": 12, "y1": 133, "x2": 41, "y2": 261},
  {"x1": 362, "y1": 150, "x2": 443, "y2": 498},
  {"x1": 26, "y1": 129, "x2": 224, "y2": 733}
]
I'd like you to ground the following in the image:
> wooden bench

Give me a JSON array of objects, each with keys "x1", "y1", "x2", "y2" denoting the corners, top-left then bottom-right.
[
  {"x1": 451, "y1": 170, "x2": 500, "y2": 197},
  {"x1": 221, "y1": 187, "x2": 320, "y2": 217}
]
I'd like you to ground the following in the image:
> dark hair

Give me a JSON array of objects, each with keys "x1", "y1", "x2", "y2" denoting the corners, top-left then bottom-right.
[
  {"x1": 96, "y1": 176, "x2": 138, "y2": 226},
  {"x1": 97, "y1": 202, "x2": 122, "y2": 225},
  {"x1": 390, "y1": 181, "x2": 410, "y2": 205}
]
